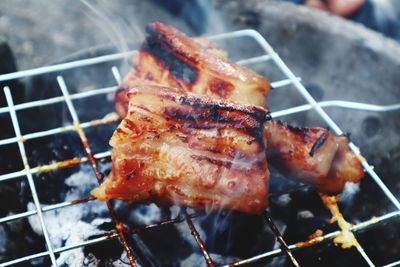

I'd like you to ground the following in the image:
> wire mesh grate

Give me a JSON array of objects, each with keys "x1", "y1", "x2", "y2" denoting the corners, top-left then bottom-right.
[{"x1": 0, "y1": 29, "x2": 399, "y2": 267}]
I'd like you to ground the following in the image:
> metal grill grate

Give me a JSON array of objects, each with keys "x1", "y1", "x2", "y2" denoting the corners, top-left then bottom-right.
[{"x1": 0, "y1": 29, "x2": 400, "y2": 267}]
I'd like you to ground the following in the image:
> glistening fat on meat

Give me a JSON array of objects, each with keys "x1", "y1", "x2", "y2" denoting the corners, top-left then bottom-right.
[
  {"x1": 92, "y1": 85, "x2": 270, "y2": 214},
  {"x1": 115, "y1": 22, "x2": 364, "y2": 194},
  {"x1": 266, "y1": 120, "x2": 363, "y2": 194}
]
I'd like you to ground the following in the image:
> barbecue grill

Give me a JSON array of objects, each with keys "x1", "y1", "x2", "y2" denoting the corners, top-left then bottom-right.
[{"x1": 0, "y1": 26, "x2": 400, "y2": 266}]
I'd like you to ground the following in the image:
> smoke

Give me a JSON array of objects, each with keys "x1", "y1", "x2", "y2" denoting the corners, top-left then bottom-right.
[
  {"x1": 79, "y1": 0, "x2": 145, "y2": 74},
  {"x1": 81, "y1": 0, "x2": 143, "y2": 54},
  {"x1": 341, "y1": 182, "x2": 360, "y2": 202},
  {"x1": 128, "y1": 204, "x2": 161, "y2": 225},
  {"x1": 370, "y1": 0, "x2": 399, "y2": 37}
]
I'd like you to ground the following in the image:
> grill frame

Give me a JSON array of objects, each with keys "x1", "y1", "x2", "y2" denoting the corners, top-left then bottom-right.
[{"x1": 0, "y1": 29, "x2": 399, "y2": 267}]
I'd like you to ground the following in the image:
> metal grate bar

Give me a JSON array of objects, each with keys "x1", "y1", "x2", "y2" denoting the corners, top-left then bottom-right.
[
  {"x1": 0, "y1": 209, "x2": 36, "y2": 224},
  {"x1": 383, "y1": 260, "x2": 400, "y2": 267},
  {"x1": 357, "y1": 246, "x2": 375, "y2": 267},
  {"x1": 182, "y1": 208, "x2": 215, "y2": 267},
  {"x1": 111, "y1": 66, "x2": 122, "y2": 83},
  {"x1": 0, "y1": 196, "x2": 95, "y2": 224},
  {"x1": 56, "y1": 75, "x2": 137, "y2": 266},
  {"x1": 0, "y1": 251, "x2": 50, "y2": 267},
  {"x1": 0, "y1": 51, "x2": 136, "y2": 82},
  {"x1": 263, "y1": 211, "x2": 300, "y2": 266},
  {"x1": 3, "y1": 87, "x2": 58, "y2": 266},
  {"x1": 0, "y1": 151, "x2": 111, "y2": 183},
  {"x1": 236, "y1": 54, "x2": 275, "y2": 65},
  {"x1": 0, "y1": 170, "x2": 26, "y2": 182},
  {"x1": 0, "y1": 112, "x2": 119, "y2": 146},
  {"x1": 0, "y1": 85, "x2": 117, "y2": 115},
  {"x1": 270, "y1": 77, "x2": 300, "y2": 89},
  {"x1": 270, "y1": 100, "x2": 400, "y2": 118}
]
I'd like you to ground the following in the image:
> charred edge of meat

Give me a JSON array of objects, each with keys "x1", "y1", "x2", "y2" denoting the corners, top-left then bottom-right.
[
  {"x1": 309, "y1": 132, "x2": 329, "y2": 157},
  {"x1": 265, "y1": 112, "x2": 272, "y2": 121},
  {"x1": 163, "y1": 104, "x2": 266, "y2": 150},
  {"x1": 190, "y1": 155, "x2": 232, "y2": 169},
  {"x1": 274, "y1": 120, "x2": 314, "y2": 135},
  {"x1": 144, "y1": 23, "x2": 271, "y2": 93},
  {"x1": 115, "y1": 87, "x2": 130, "y2": 118},
  {"x1": 128, "y1": 86, "x2": 268, "y2": 141},
  {"x1": 208, "y1": 77, "x2": 235, "y2": 99},
  {"x1": 134, "y1": 87, "x2": 270, "y2": 123},
  {"x1": 177, "y1": 95, "x2": 269, "y2": 122},
  {"x1": 116, "y1": 87, "x2": 126, "y2": 94},
  {"x1": 341, "y1": 132, "x2": 351, "y2": 139},
  {"x1": 164, "y1": 107, "x2": 235, "y2": 123},
  {"x1": 143, "y1": 26, "x2": 198, "y2": 84},
  {"x1": 273, "y1": 120, "x2": 333, "y2": 157},
  {"x1": 164, "y1": 106, "x2": 261, "y2": 125}
]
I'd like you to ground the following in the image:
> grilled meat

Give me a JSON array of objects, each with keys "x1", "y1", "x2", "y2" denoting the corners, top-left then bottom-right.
[
  {"x1": 115, "y1": 22, "x2": 364, "y2": 194},
  {"x1": 266, "y1": 121, "x2": 363, "y2": 194},
  {"x1": 92, "y1": 85, "x2": 270, "y2": 214},
  {"x1": 121, "y1": 22, "x2": 271, "y2": 109}
]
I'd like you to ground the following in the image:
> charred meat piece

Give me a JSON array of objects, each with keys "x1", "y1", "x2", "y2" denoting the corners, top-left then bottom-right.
[
  {"x1": 266, "y1": 121, "x2": 364, "y2": 194},
  {"x1": 121, "y1": 22, "x2": 271, "y2": 109},
  {"x1": 116, "y1": 22, "x2": 270, "y2": 118},
  {"x1": 116, "y1": 22, "x2": 364, "y2": 194},
  {"x1": 92, "y1": 86, "x2": 270, "y2": 214}
]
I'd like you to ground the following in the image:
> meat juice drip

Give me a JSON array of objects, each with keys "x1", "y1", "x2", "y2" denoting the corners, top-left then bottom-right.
[{"x1": 320, "y1": 194, "x2": 361, "y2": 250}]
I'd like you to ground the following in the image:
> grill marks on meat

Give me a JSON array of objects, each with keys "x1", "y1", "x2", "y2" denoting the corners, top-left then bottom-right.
[
  {"x1": 266, "y1": 121, "x2": 363, "y2": 194},
  {"x1": 115, "y1": 22, "x2": 364, "y2": 195},
  {"x1": 92, "y1": 86, "x2": 270, "y2": 214},
  {"x1": 122, "y1": 22, "x2": 271, "y2": 108}
]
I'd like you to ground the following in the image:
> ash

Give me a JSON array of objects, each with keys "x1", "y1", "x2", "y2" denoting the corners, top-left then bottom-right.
[{"x1": 27, "y1": 165, "x2": 112, "y2": 266}]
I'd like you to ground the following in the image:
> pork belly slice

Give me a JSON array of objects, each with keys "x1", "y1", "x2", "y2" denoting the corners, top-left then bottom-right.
[
  {"x1": 116, "y1": 22, "x2": 364, "y2": 194},
  {"x1": 116, "y1": 21, "x2": 271, "y2": 118},
  {"x1": 266, "y1": 121, "x2": 364, "y2": 194},
  {"x1": 121, "y1": 22, "x2": 271, "y2": 110},
  {"x1": 92, "y1": 85, "x2": 270, "y2": 214}
]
